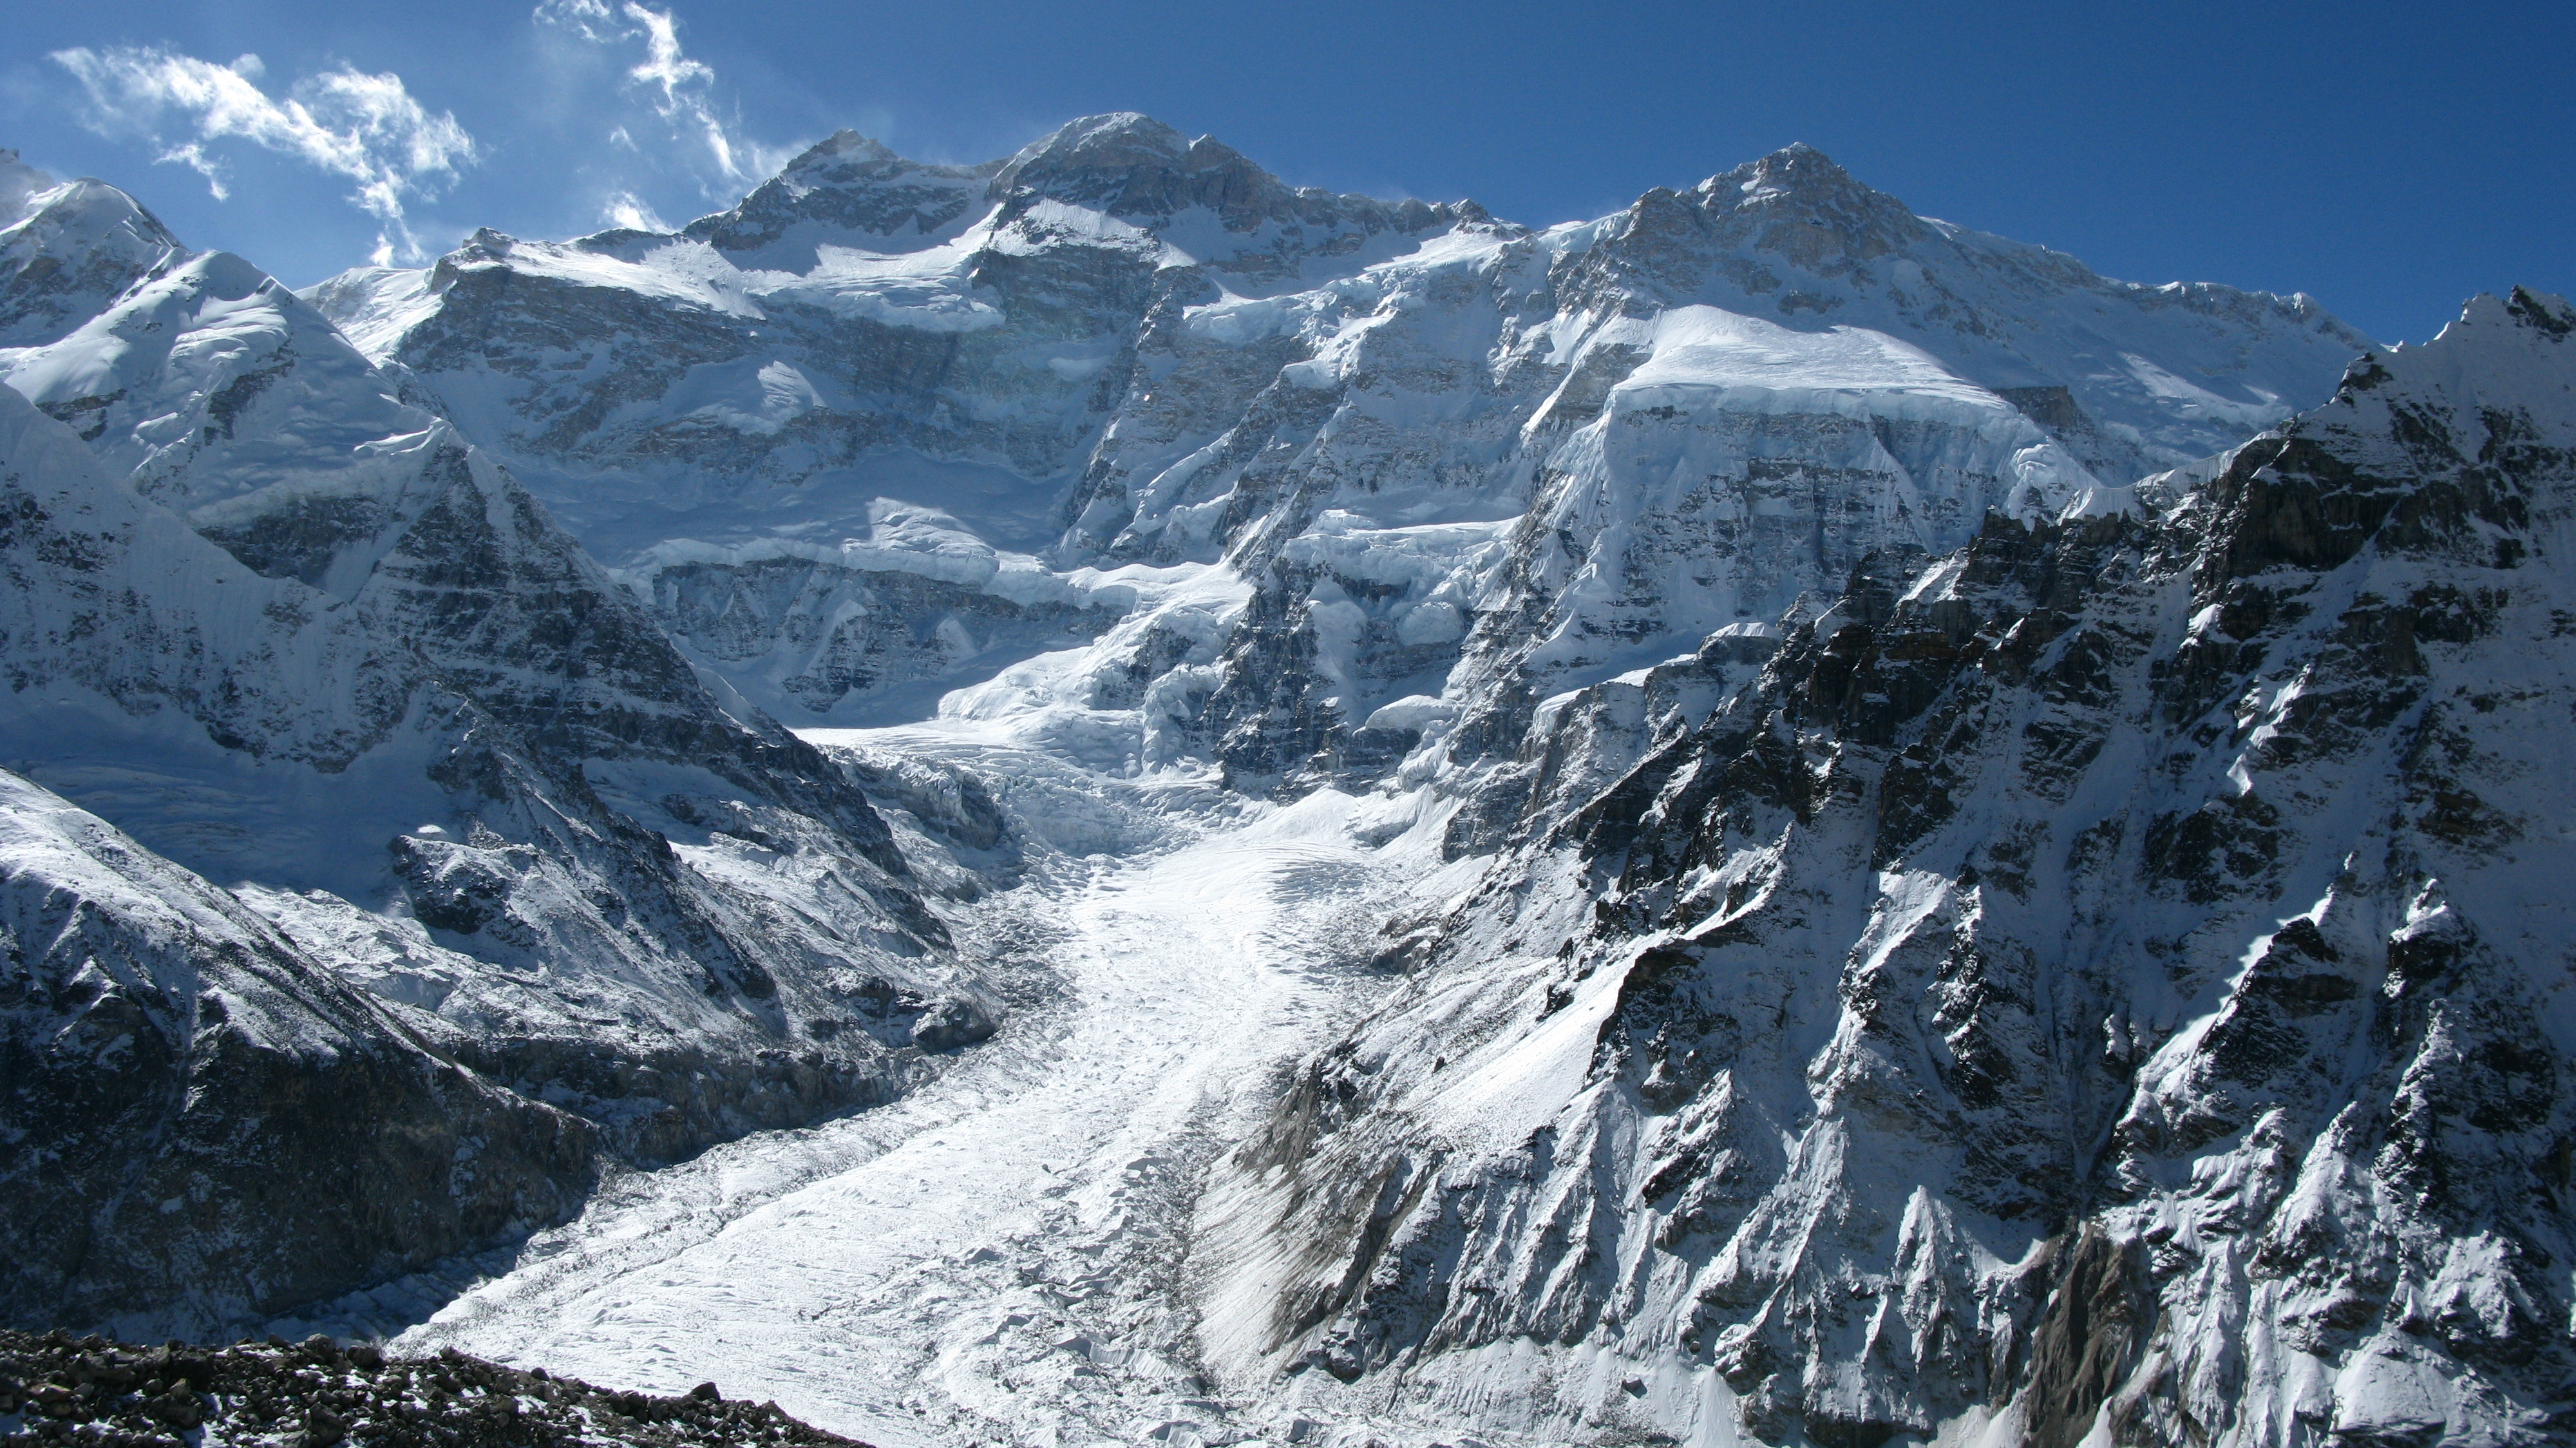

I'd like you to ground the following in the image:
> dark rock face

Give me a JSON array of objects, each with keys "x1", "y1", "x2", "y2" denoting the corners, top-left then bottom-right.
[
  {"x1": 0, "y1": 1328, "x2": 868, "y2": 1448},
  {"x1": 643, "y1": 555, "x2": 1121, "y2": 719},
  {"x1": 0, "y1": 768, "x2": 592, "y2": 1333},
  {"x1": 1211, "y1": 292, "x2": 2576, "y2": 1443}
]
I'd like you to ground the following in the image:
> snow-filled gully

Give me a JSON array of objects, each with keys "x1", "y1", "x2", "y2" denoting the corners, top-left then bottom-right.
[{"x1": 397, "y1": 748, "x2": 1433, "y2": 1448}]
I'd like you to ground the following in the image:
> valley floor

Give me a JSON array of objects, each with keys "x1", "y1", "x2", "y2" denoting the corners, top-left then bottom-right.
[{"x1": 386, "y1": 725, "x2": 1464, "y2": 1448}]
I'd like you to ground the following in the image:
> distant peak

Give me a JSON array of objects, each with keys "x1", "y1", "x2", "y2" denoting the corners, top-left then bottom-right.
[
  {"x1": 770, "y1": 128, "x2": 987, "y2": 189},
  {"x1": 1720, "y1": 143, "x2": 1868, "y2": 206},
  {"x1": 1656, "y1": 141, "x2": 1927, "y2": 259},
  {"x1": 989, "y1": 112, "x2": 1272, "y2": 220},
  {"x1": 998, "y1": 113, "x2": 1197, "y2": 187},
  {"x1": 798, "y1": 129, "x2": 902, "y2": 166},
  {"x1": 1027, "y1": 113, "x2": 1192, "y2": 160},
  {"x1": 680, "y1": 126, "x2": 999, "y2": 260},
  {"x1": 3, "y1": 173, "x2": 185, "y2": 254}
]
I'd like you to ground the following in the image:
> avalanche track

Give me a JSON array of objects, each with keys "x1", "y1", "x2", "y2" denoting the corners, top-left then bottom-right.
[{"x1": 393, "y1": 732, "x2": 1447, "y2": 1448}]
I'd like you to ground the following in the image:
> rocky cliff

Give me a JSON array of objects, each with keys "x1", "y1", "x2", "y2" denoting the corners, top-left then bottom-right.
[
  {"x1": 0, "y1": 766, "x2": 591, "y2": 1336},
  {"x1": 1198, "y1": 289, "x2": 2576, "y2": 1447}
]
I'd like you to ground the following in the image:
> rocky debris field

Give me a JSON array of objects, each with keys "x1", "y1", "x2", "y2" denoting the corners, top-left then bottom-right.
[{"x1": 0, "y1": 1331, "x2": 866, "y2": 1448}]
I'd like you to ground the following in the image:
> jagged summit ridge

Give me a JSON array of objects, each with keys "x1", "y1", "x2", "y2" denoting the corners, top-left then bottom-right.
[{"x1": 300, "y1": 118, "x2": 2378, "y2": 748}]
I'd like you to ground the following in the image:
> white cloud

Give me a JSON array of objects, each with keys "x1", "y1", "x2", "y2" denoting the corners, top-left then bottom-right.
[
  {"x1": 155, "y1": 140, "x2": 228, "y2": 199},
  {"x1": 533, "y1": 0, "x2": 620, "y2": 41},
  {"x1": 600, "y1": 189, "x2": 670, "y2": 232},
  {"x1": 50, "y1": 45, "x2": 475, "y2": 263},
  {"x1": 623, "y1": 4, "x2": 714, "y2": 109},
  {"x1": 534, "y1": 0, "x2": 786, "y2": 195}
]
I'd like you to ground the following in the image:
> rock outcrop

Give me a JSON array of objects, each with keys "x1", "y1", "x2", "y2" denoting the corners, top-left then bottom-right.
[{"x1": 0, "y1": 1327, "x2": 866, "y2": 1448}]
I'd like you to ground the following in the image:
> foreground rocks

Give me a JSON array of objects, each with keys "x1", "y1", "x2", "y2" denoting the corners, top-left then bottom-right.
[{"x1": 0, "y1": 1329, "x2": 864, "y2": 1448}]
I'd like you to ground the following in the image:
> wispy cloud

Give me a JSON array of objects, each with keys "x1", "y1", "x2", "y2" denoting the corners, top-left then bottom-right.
[
  {"x1": 535, "y1": 0, "x2": 786, "y2": 203},
  {"x1": 50, "y1": 46, "x2": 474, "y2": 265},
  {"x1": 600, "y1": 189, "x2": 670, "y2": 232}
]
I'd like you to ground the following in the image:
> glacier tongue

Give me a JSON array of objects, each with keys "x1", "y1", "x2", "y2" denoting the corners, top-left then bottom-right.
[{"x1": 388, "y1": 743, "x2": 1470, "y2": 1448}]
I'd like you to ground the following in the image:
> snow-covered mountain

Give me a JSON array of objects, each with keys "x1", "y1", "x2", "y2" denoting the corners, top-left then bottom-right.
[
  {"x1": 15, "y1": 108, "x2": 2571, "y2": 1448},
  {"x1": 310, "y1": 120, "x2": 2372, "y2": 778},
  {"x1": 1196, "y1": 289, "x2": 2576, "y2": 1446},
  {"x1": 0, "y1": 155, "x2": 996, "y2": 1332}
]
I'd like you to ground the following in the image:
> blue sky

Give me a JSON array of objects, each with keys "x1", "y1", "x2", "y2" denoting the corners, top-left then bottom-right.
[{"x1": 2, "y1": 0, "x2": 2566, "y2": 345}]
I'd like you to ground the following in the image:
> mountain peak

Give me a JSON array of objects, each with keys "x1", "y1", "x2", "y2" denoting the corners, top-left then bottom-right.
[
  {"x1": 1602, "y1": 140, "x2": 1933, "y2": 274},
  {"x1": 1, "y1": 172, "x2": 188, "y2": 348},
  {"x1": 1016, "y1": 112, "x2": 1193, "y2": 164},
  {"x1": 2497, "y1": 284, "x2": 2575, "y2": 338},
  {"x1": 2394, "y1": 287, "x2": 2570, "y2": 372},
  {"x1": 684, "y1": 128, "x2": 998, "y2": 260},
  {"x1": 1709, "y1": 141, "x2": 1897, "y2": 218},
  {"x1": 981, "y1": 111, "x2": 1466, "y2": 247},
  {"x1": 2321, "y1": 287, "x2": 2576, "y2": 439},
  {"x1": 777, "y1": 128, "x2": 904, "y2": 178},
  {"x1": 757, "y1": 128, "x2": 999, "y2": 196},
  {"x1": 988, "y1": 112, "x2": 1235, "y2": 217},
  {"x1": 1741, "y1": 141, "x2": 1848, "y2": 185}
]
